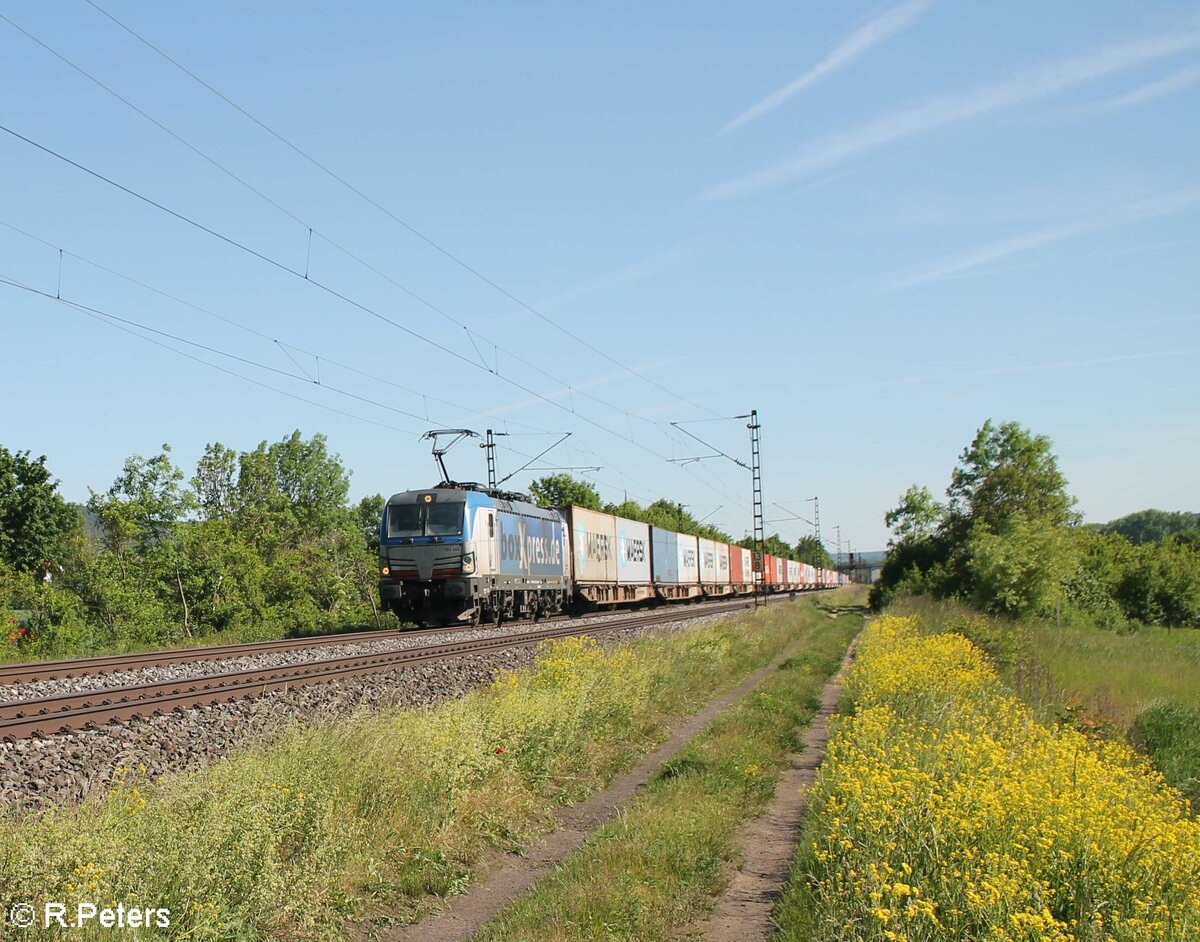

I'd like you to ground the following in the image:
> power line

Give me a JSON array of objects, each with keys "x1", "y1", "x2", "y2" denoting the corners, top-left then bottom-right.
[
  {"x1": 81, "y1": 0, "x2": 717, "y2": 419},
  {"x1": 0, "y1": 274, "x2": 414, "y2": 434},
  {"x1": 0, "y1": 272, "x2": 435, "y2": 431},
  {"x1": 0, "y1": 13, "x2": 661, "y2": 430},
  {"x1": 1, "y1": 14, "x2": 756, "y2": 515},
  {"x1": 0, "y1": 150, "x2": 747, "y2": 527},
  {"x1": 0, "y1": 217, "x2": 554, "y2": 436},
  {"x1": 0, "y1": 121, "x2": 692, "y2": 471}
]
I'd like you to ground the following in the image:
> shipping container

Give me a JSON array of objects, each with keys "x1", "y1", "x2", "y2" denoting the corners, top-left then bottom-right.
[
  {"x1": 698, "y1": 538, "x2": 718, "y2": 584},
  {"x1": 697, "y1": 538, "x2": 732, "y2": 596},
  {"x1": 677, "y1": 533, "x2": 700, "y2": 585},
  {"x1": 787, "y1": 559, "x2": 801, "y2": 585},
  {"x1": 563, "y1": 506, "x2": 652, "y2": 604},
  {"x1": 728, "y1": 543, "x2": 744, "y2": 583},
  {"x1": 729, "y1": 544, "x2": 753, "y2": 593},
  {"x1": 650, "y1": 527, "x2": 679, "y2": 583},
  {"x1": 715, "y1": 542, "x2": 731, "y2": 585},
  {"x1": 616, "y1": 517, "x2": 651, "y2": 585},
  {"x1": 652, "y1": 527, "x2": 700, "y2": 599}
]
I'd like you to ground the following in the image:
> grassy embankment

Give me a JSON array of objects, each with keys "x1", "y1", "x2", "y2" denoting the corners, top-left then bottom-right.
[
  {"x1": 470, "y1": 588, "x2": 864, "y2": 941},
  {"x1": 889, "y1": 596, "x2": 1200, "y2": 805},
  {"x1": 0, "y1": 593, "x2": 853, "y2": 941},
  {"x1": 774, "y1": 614, "x2": 1200, "y2": 942},
  {"x1": 0, "y1": 614, "x2": 404, "y2": 666}
]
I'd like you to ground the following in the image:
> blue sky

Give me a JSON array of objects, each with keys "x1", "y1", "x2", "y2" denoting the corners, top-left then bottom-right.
[{"x1": 2, "y1": 1, "x2": 1197, "y2": 553}]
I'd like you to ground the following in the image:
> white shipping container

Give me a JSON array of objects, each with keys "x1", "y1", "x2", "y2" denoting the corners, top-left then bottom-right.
[
  {"x1": 698, "y1": 537, "x2": 718, "y2": 583},
  {"x1": 565, "y1": 506, "x2": 617, "y2": 584},
  {"x1": 676, "y1": 533, "x2": 699, "y2": 585},
  {"x1": 715, "y1": 542, "x2": 731, "y2": 584},
  {"x1": 615, "y1": 517, "x2": 651, "y2": 585}
]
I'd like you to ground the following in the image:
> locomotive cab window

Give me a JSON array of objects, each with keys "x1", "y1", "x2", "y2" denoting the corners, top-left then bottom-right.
[
  {"x1": 386, "y1": 501, "x2": 464, "y2": 538},
  {"x1": 425, "y1": 502, "x2": 464, "y2": 537},
  {"x1": 386, "y1": 504, "x2": 422, "y2": 538},
  {"x1": 488, "y1": 513, "x2": 494, "y2": 537}
]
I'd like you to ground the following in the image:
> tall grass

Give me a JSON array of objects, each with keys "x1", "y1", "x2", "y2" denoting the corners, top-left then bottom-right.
[
  {"x1": 0, "y1": 601, "x2": 828, "y2": 941},
  {"x1": 888, "y1": 595, "x2": 1200, "y2": 804},
  {"x1": 776, "y1": 615, "x2": 1200, "y2": 942},
  {"x1": 471, "y1": 616, "x2": 860, "y2": 941},
  {"x1": 887, "y1": 596, "x2": 1200, "y2": 726}
]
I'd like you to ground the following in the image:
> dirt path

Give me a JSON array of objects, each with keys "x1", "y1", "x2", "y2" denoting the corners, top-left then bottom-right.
[
  {"x1": 699, "y1": 631, "x2": 861, "y2": 942},
  {"x1": 380, "y1": 635, "x2": 821, "y2": 942}
]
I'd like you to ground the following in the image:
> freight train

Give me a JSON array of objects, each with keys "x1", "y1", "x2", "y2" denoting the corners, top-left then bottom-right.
[{"x1": 377, "y1": 484, "x2": 847, "y2": 627}]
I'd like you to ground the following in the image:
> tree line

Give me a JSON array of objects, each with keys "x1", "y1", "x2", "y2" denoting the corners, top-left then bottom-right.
[
  {"x1": 873, "y1": 420, "x2": 1200, "y2": 629},
  {"x1": 1, "y1": 444, "x2": 844, "y2": 659},
  {"x1": 1, "y1": 433, "x2": 385, "y2": 657},
  {"x1": 527, "y1": 473, "x2": 830, "y2": 566}
]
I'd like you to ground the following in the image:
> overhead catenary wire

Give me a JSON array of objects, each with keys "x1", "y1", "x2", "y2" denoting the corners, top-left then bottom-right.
[
  {"x1": 0, "y1": 275, "x2": 414, "y2": 434},
  {"x1": 1, "y1": 22, "x2": 753, "y2": 523},
  {"x1": 0, "y1": 273, "x2": 434, "y2": 431},
  {"x1": 0, "y1": 121, "x2": 697, "y2": 475},
  {"x1": 2, "y1": 201, "x2": 676, "y2": 510},
  {"x1": 80, "y1": 0, "x2": 717, "y2": 420},
  {"x1": 2, "y1": 10, "x2": 699, "y2": 433},
  {"x1": 0, "y1": 217, "x2": 555, "y2": 436}
]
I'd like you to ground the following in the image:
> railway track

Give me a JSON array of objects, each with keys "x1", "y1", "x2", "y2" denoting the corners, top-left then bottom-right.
[
  {"x1": 0, "y1": 595, "x2": 792, "y2": 741},
  {"x1": 0, "y1": 626, "x2": 431, "y2": 686}
]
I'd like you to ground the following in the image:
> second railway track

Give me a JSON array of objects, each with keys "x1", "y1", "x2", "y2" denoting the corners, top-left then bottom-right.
[{"x1": 0, "y1": 596, "x2": 788, "y2": 741}]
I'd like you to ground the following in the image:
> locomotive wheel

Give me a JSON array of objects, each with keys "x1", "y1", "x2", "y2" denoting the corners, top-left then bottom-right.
[
  {"x1": 530, "y1": 594, "x2": 541, "y2": 623},
  {"x1": 492, "y1": 593, "x2": 503, "y2": 627}
]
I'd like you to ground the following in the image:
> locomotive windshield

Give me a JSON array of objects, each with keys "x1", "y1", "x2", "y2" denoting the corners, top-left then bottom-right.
[{"x1": 386, "y1": 501, "x2": 464, "y2": 538}]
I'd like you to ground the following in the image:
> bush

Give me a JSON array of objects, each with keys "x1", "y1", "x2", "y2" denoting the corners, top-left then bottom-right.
[{"x1": 1131, "y1": 703, "x2": 1200, "y2": 809}]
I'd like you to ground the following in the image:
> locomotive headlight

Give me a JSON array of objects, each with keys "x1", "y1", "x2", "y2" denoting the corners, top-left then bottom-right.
[
  {"x1": 381, "y1": 565, "x2": 390, "y2": 576},
  {"x1": 462, "y1": 552, "x2": 475, "y2": 574}
]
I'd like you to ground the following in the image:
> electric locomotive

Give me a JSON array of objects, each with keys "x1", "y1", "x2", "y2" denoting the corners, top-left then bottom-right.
[{"x1": 378, "y1": 484, "x2": 570, "y2": 627}]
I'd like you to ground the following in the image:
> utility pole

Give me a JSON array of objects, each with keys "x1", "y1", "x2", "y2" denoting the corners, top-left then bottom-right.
[
  {"x1": 806, "y1": 496, "x2": 820, "y2": 544},
  {"x1": 833, "y1": 524, "x2": 841, "y2": 569},
  {"x1": 482, "y1": 429, "x2": 497, "y2": 490},
  {"x1": 748, "y1": 410, "x2": 764, "y2": 608}
]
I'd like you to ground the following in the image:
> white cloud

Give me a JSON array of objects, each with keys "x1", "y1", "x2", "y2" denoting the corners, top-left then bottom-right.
[
  {"x1": 882, "y1": 185, "x2": 1200, "y2": 289},
  {"x1": 719, "y1": 0, "x2": 934, "y2": 135},
  {"x1": 1083, "y1": 61, "x2": 1200, "y2": 112},
  {"x1": 703, "y1": 26, "x2": 1200, "y2": 200}
]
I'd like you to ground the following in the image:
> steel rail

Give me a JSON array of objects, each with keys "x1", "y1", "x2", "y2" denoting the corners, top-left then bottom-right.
[
  {"x1": 0, "y1": 595, "x2": 786, "y2": 741},
  {"x1": 0, "y1": 627, "x2": 431, "y2": 686}
]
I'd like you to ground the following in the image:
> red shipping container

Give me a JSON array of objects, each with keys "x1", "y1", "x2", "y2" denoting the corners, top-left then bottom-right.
[{"x1": 729, "y1": 544, "x2": 744, "y2": 583}]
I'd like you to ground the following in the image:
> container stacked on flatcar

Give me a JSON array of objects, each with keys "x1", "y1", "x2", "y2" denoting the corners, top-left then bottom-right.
[
  {"x1": 380, "y1": 489, "x2": 838, "y2": 627},
  {"x1": 563, "y1": 506, "x2": 653, "y2": 605}
]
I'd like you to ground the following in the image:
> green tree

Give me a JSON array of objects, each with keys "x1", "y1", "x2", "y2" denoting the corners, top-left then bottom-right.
[
  {"x1": 0, "y1": 446, "x2": 82, "y2": 573},
  {"x1": 947, "y1": 420, "x2": 1077, "y2": 533},
  {"x1": 967, "y1": 513, "x2": 1077, "y2": 617},
  {"x1": 357, "y1": 494, "x2": 385, "y2": 552},
  {"x1": 1102, "y1": 509, "x2": 1199, "y2": 545},
  {"x1": 795, "y1": 535, "x2": 833, "y2": 569},
  {"x1": 267, "y1": 431, "x2": 352, "y2": 538},
  {"x1": 738, "y1": 533, "x2": 797, "y2": 561},
  {"x1": 192, "y1": 442, "x2": 239, "y2": 520},
  {"x1": 87, "y1": 445, "x2": 192, "y2": 561},
  {"x1": 529, "y1": 474, "x2": 602, "y2": 510},
  {"x1": 884, "y1": 484, "x2": 944, "y2": 546}
]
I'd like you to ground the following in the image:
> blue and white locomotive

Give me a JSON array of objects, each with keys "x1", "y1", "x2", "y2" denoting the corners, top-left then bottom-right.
[{"x1": 378, "y1": 485, "x2": 571, "y2": 626}]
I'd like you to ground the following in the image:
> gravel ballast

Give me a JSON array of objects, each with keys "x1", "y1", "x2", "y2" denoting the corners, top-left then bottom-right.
[{"x1": 0, "y1": 611, "x2": 733, "y2": 810}]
